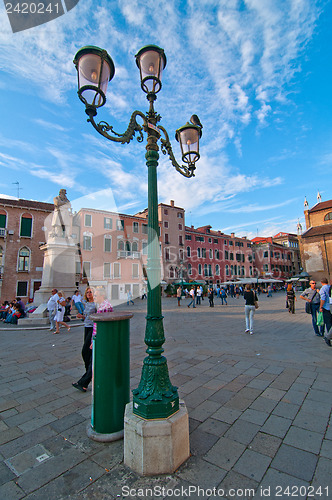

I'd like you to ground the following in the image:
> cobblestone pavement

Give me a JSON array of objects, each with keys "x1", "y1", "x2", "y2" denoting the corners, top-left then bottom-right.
[{"x1": 0, "y1": 292, "x2": 331, "y2": 499}]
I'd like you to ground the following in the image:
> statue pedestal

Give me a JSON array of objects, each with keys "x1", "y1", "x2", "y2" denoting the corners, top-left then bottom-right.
[{"x1": 33, "y1": 236, "x2": 77, "y2": 306}]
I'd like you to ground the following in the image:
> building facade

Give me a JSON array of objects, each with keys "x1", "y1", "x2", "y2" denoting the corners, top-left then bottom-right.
[
  {"x1": 76, "y1": 208, "x2": 149, "y2": 301},
  {"x1": 0, "y1": 198, "x2": 53, "y2": 300},
  {"x1": 299, "y1": 199, "x2": 332, "y2": 282},
  {"x1": 251, "y1": 237, "x2": 295, "y2": 280},
  {"x1": 184, "y1": 225, "x2": 254, "y2": 284}
]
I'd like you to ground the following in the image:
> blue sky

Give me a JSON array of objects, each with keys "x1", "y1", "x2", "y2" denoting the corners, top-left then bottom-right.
[{"x1": 0, "y1": 0, "x2": 330, "y2": 238}]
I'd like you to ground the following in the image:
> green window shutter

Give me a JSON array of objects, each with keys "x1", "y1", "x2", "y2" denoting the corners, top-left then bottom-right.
[
  {"x1": 20, "y1": 217, "x2": 32, "y2": 237},
  {"x1": 0, "y1": 214, "x2": 6, "y2": 228}
]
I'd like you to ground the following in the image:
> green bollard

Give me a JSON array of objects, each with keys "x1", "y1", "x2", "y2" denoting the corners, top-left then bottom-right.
[{"x1": 87, "y1": 311, "x2": 133, "y2": 442}]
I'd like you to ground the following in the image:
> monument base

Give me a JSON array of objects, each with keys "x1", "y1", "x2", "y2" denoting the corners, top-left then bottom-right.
[{"x1": 124, "y1": 400, "x2": 190, "y2": 476}]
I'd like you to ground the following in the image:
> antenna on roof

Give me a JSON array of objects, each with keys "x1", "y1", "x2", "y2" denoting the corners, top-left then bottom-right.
[{"x1": 12, "y1": 181, "x2": 22, "y2": 199}]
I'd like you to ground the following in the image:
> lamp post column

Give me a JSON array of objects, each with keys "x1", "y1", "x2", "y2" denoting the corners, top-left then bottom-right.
[{"x1": 132, "y1": 107, "x2": 179, "y2": 420}]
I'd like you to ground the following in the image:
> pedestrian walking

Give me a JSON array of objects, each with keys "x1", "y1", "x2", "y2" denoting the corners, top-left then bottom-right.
[
  {"x1": 53, "y1": 291, "x2": 71, "y2": 334},
  {"x1": 47, "y1": 288, "x2": 59, "y2": 331},
  {"x1": 243, "y1": 284, "x2": 258, "y2": 334},
  {"x1": 267, "y1": 285, "x2": 273, "y2": 297},
  {"x1": 300, "y1": 280, "x2": 324, "y2": 336},
  {"x1": 187, "y1": 287, "x2": 196, "y2": 308},
  {"x1": 177, "y1": 286, "x2": 182, "y2": 306},
  {"x1": 319, "y1": 278, "x2": 332, "y2": 347},
  {"x1": 127, "y1": 290, "x2": 134, "y2": 305},
  {"x1": 72, "y1": 287, "x2": 97, "y2": 392},
  {"x1": 286, "y1": 284, "x2": 296, "y2": 314},
  {"x1": 220, "y1": 288, "x2": 227, "y2": 305},
  {"x1": 208, "y1": 286, "x2": 214, "y2": 307}
]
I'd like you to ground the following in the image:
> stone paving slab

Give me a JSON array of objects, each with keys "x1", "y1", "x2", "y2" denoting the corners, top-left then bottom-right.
[{"x1": 0, "y1": 293, "x2": 331, "y2": 499}]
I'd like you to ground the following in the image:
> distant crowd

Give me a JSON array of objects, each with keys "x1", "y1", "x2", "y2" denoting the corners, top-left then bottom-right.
[{"x1": 0, "y1": 298, "x2": 29, "y2": 324}]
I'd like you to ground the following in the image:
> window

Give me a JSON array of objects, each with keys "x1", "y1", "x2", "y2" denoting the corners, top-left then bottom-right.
[
  {"x1": 165, "y1": 248, "x2": 170, "y2": 261},
  {"x1": 104, "y1": 217, "x2": 112, "y2": 229},
  {"x1": 197, "y1": 248, "x2": 201, "y2": 258},
  {"x1": 264, "y1": 251, "x2": 268, "y2": 258},
  {"x1": 117, "y1": 219, "x2": 124, "y2": 231},
  {"x1": 208, "y1": 238, "x2": 212, "y2": 243},
  {"x1": 179, "y1": 249, "x2": 184, "y2": 260},
  {"x1": 250, "y1": 266, "x2": 253, "y2": 276},
  {"x1": 202, "y1": 248, "x2": 206, "y2": 258},
  {"x1": 83, "y1": 235, "x2": 92, "y2": 251},
  {"x1": 195, "y1": 236, "x2": 204, "y2": 242},
  {"x1": 133, "y1": 222, "x2": 139, "y2": 233},
  {"x1": 164, "y1": 209, "x2": 168, "y2": 215},
  {"x1": 84, "y1": 214, "x2": 92, "y2": 227},
  {"x1": 241, "y1": 266, "x2": 245, "y2": 276},
  {"x1": 215, "y1": 264, "x2": 220, "y2": 276},
  {"x1": 185, "y1": 234, "x2": 192, "y2": 240},
  {"x1": 142, "y1": 241, "x2": 148, "y2": 255},
  {"x1": 118, "y1": 240, "x2": 124, "y2": 251},
  {"x1": 17, "y1": 281, "x2": 28, "y2": 296},
  {"x1": 104, "y1": 263, "x2": 111, "y2": 278},
  {"x1": 264, "y1": 264, "x2": 269, "y2": 272},
  {"x1": 236, "y1": 253, "x2": 242, "y2": 262},
  {"x1": 169, "y1": 266, "x2": 175, "y2": 278},
  {"x1": 224, "y1": 240, "x2": 228, "y2": 245},
  {"x1": 214, "y1": 239, "x2": 218, "y2": 244},
  {"x1": 0, "y1": 211, "x2": 6, "y2": 229},
  {"x1": 215, "y1": 249, "x2": 219, "y2": 259},
  {"x1": 324, "y1": 212, "x2": 332, "y2": 221},
  {"x1": 225, "y1": 264, "x2": 229, "y2": 276},
  {"x1": 230, "y1": 252, "x2": 234, "y2": 260},
  {"x1": 164, "y1": 233, "x2": 169, "y2": 244},
  {"x1": 0, "y1": 246, "x2": 3, "y2": 267},
  {"x1": 18, "y1": 247, "x2": 30, "y2": 271},
  {"x1": 177, "y1": 212, "x2": 183, "y2": 218},
  {"x1": 198, "y1": 264, "x2": 202, "y2": 275},
  {"x1": 225, "y1": 250, "x2": 229, "y2": 259},
  {"x1": 142, "y1": 224, "x2": 148, "y2": 234},
  {"x1": 104, "y1": 235, "x2": 112, "y2": 252},
  {"x1": 209, "y1": 249, "x2": 213, "y2": 259},
  {"x1": 178, "y1": 224, "x2": 183, "y2": 230},
  {"x1": 75, "y1": 261, "x2": 81, "y2": 274},
  {"x1": 132, "y1": 241, "x2": 138, "y2": 252},
  {"x1": 204, "y1": 263, "x2": 208, "y2": 276},
  {"x1": 229, "y1": 241, "x2": 233, "y2": 246},
  {"x1": 164, "y1": 221, "x2": 169, "y2": 228},
  {"x1": 188, "y1": 263, "x2": 192, "y2": 275},
  {"x1": 132, "y1": 263, "x2": 139, "y2": 278},
  {"x1": 179, "y1": 235, "x2": 183, "y2": 245},
  {"x1": 83, "y1": 261, "x2": 91, "y2": 278},
  {"x1": 125, "y1": 241, "x2": 131, "y2": 253},
  {"x1": 20, "y1": 214, "x2": 32, "y2": 237},
  {"x1": 113, "y1": 262, "x2": 120, "y2": 278},
  {"x1": 187, "y1": 246, "x2": 191, "y2": 257}
]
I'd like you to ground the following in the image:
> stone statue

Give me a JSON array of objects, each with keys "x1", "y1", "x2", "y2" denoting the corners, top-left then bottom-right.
[{"x1": 51, "y1": 189, "x2": 72, "y2": 237}]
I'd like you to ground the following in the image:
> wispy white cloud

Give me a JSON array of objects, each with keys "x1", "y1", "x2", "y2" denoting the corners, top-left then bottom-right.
[{"x1": 33, "y1": 119, "x2": 69, "y2": 132}]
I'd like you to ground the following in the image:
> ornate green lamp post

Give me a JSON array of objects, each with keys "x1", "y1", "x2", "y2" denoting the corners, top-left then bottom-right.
[{"x1": 74, "y1": 44, "x2": 202, "y2": 420}]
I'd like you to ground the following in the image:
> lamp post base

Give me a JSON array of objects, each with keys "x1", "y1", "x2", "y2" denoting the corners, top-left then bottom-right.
[{"x1": 124, "y1": 400, "x2": 190, "y2": 476}]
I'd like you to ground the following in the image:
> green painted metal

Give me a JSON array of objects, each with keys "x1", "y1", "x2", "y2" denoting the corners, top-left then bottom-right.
[
  {"x1": 132, "y1": 146, "x2": 179, "y2": 419},
  {"x1": 91, "y1": 314, "x2": 131, "y2": 434}
]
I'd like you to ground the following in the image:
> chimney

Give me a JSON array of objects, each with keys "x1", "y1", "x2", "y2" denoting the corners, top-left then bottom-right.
[
  {"x1": 170, "y1": 200, "x2": 174, "y2": 207},
  {"x1": 231, "y1": 232, "x2": 235, "y2": 238}
]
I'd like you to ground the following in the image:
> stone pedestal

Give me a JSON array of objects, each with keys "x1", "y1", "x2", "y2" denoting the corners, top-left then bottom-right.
[
  {"x1": 34, "y1": 237, "x2": 77, "y2": 306},
  {"x1": 124, "y1": 400, "x2": 190, "y2": 476}
]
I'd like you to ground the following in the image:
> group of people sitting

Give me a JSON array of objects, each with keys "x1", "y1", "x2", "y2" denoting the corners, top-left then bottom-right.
[{"x1": 0, "y1": 297, "x2": 26, "y2": 324}]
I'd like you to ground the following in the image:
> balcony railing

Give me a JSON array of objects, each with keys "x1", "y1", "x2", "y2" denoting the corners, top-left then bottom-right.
[{"x1": 117, "y1": 251, "x2": 141, "y2": 259}]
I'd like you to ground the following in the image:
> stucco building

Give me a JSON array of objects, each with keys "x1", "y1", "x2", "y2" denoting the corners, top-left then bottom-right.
[
  {"x1": 0, "y1": 198, "x2": 53, "y2": 301},
  {"x1": 299, "y1": 198, "x2": 332, "y2": 282},
  {"x1": 251, "y1": 237, "x2": 295, "y2": 280}
]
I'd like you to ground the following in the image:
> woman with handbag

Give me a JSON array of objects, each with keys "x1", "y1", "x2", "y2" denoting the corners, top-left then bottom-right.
[{"x1": 243, "y1": 284, "x2": 258, "y2": 335}]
